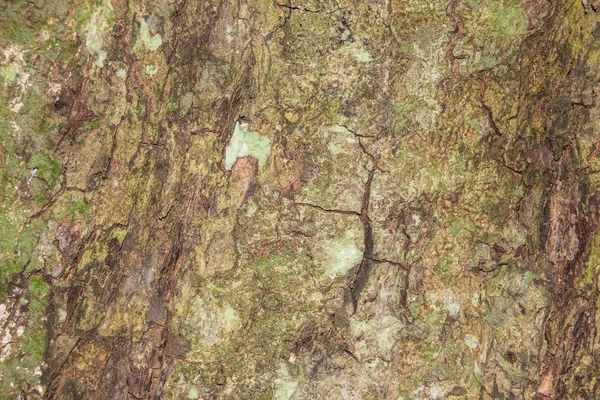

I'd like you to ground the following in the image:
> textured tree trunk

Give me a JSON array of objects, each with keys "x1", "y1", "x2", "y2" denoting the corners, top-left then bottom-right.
[{"x1": 1, "y1": 0, "x2": 600, "y2": 398}]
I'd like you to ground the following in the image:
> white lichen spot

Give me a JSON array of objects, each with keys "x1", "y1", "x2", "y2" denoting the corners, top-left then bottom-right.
[
  {"x1": 444, "y1": 289, "x2": 460, "y2": 318},
  {"x1": 115, "y1": 68, "x2": 127, "y2": 80},
  {"x1": 58, "y1": 309, "x2": 67, "y2": 323},
  {"x1": 145, "y1": 65, "x2": 158, "y2": 76},
  {"x1": 95, "y1": 50, "x2": 107, "y2": 68},
  {"x1": 464, "y1": 334, "x2": 479, "y2": 349},
  {"x1": 0, "y1": 46, "x2": 29, "y2": 87},
  {"x1": 1, "y1": 46, "x2": 31, "y2": 114},
  {"x1": 0, "y1": 304, "x2": 8, "y2": 322},
  {"x1": 411, "y1": 214, "x2": 421, "y2": 226},
  {"x1": 324, "y1": 232, "x2": 362, "y2": 278},
  {"x1": 139, "y1": 18, "x2": 163, "y2": 51},
  {"x1": 224, "y1": 122, "x2": 271, "y2": 170},
  {"x1": 429, "y1": 384, "x2": 444, "y2": 399},
  {"x1": 1, "y1": 327, "x2": 12, "y2": 361},
  {"x1": 275, "y1": 363, "x2": 299, "y2": 400},
  {"x1": 225, "y1": 26, "x2": 234, "y2": 43}
]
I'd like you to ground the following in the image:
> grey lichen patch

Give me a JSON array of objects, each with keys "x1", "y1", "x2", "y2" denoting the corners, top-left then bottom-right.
[
  {"x1": 224, "y1": 121, "x2": 271, "y2": 170},
  {"x1": 139, "y1": 17, "x2": 163, "y2": 51}
]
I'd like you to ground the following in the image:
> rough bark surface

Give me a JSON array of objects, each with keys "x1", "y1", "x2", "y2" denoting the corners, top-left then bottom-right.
[{"x1": 1, "y1": 0, "x2": 600, "y2": 398}]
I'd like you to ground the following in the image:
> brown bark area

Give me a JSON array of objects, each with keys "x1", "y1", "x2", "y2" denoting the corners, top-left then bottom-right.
[{"x1": 1, "y1": 0, "x2": 600, "y2": 398}]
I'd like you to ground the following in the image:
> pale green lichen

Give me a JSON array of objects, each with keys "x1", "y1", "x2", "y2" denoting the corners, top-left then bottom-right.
[
  {"x1": 145, "y1": 65, "x2": 158, "y2": 76},
  {"x1": 187, "y1": 387, "x2": 199, "y2": 399},
  {"x1": 85, "y1": 2, "x2": 114, "y2": 68},
  {"x1": 275, "y1": 363, "x2": 299, "y2": 400},
  {"x1": 443, "y1": 288, "x2": 461, "y2": 318},
  {"x1": 225, "y1": 26, "x2": 234, "y2": 43},
  {"x1": 523, "y1": 271, "x2": 537, "y2": 287},
  {"x1": 467, "y1": 0, "x2": 527, "y2": 44},
  {"x1": 224, "y1": 122, "x2": 271, "y2": 170},
  {"x1": 325, "y1": 124, "x2": 357, "y2": 155},
  {"x1": 342, "y1": 42, "x2": 374, "y2": 65},
  {"x1": 323, "y1": 232, "x2": 362, "y2": 278},
  {"x1": 464, "y1": 334, "x2": 479, "y2": 349},
  {"x1": 139, "y1": 18, "x2": 163, "y2": 51},
  {"x1": 376, "y1": 316, "x2": 403, "y2": 354},
  {"x1": 471, "y1": 293, "x2": 480, "y2": 307},
  {"x1": 115, "y1": 68, "x2": 127, "y2": 79}
]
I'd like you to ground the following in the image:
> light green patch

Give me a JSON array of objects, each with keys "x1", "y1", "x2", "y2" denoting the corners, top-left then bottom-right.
[
  {"x1": 471, "y1": 292, "x2": 480, "y2": 307},
  {"x1": 445, "y1": 301, "x2": 460, "y2": 317},
  {"x1": 139, "y1": 18, "x2": 163, "y2": 51},
  {"x1": 376, "y1": 316, "x2": 403, "y2": 353},
  {"x1": 225, "y1": 26, "x2": 234, "y2": 43},
  {"x1": 95, "y1": 50, "x2": 107, "y2": 67},
  {"x1": 523, "y1": 271, "x2": 536, "y2": 287},
  {"x1": 444, "y1": 289, "x2": 460, "y2": 317},
  {"x1": 470, "y1": 122, "x2": 482, "y2": 133},
  {"x1": 468, "y1": 0, "x2": 527, "y2": 42},
  {"x1": 323, "y1": 232, "x2": 362, "y2": 278},
  {"x1": 222, "y1": 305, "x2": 238, "y2": 329},
  {"x1": 342, "y1": 42, "x2": 374, "y2": 65},
  {"x1": 409, "y1": 300, "x2": 422, "y2": 317},
  {"x1": 188, "y1": 387, "x2": 199, "y2": 399},
  {"x1": 325, "y1": 124, "x2": 357, "y2": 155},
  {"x1": 224, "y1": 122, "x2": 271, "y2": 170},
  {"x1": 145, "y1": 65, "x2": 158, "y2": 76},
  {"x1": 180, "y1": 294, "x2": 242, "y2": 349},
  {"x1": 85, "y1": 3, "x2": 114, "y2": 68},
  {"x1": 275, "y1": 363, "x2": 299, "y2": 400},
  {"x1": 464, "y1": 334, "x2": 479, "y2": 349},
  {"x1": 0, "y1": 63, "x2": 21, "y2": 85},
  {"x1": 449, "y1": 216, "x2": 477, "y2": 240},
  {"x1": 115, "y1": 68, "x2": 127, "y2": 80},
  {"x1": 69, "y1": 200, "x2": 91, "y2": 217}
]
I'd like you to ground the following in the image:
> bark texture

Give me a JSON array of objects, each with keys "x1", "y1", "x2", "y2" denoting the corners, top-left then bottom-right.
[{"x1": 1, "y1": 0, "x2": 600, "y2": 398}]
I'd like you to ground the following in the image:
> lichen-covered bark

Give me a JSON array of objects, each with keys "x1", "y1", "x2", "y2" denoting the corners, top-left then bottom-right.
[{"x1": 1, "y1": 0, "x2": 600, "y2": 398}]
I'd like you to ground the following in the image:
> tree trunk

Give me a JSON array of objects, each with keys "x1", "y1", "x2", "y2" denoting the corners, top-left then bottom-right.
[{"x1": 1, "y1": 0, "x2": 600, "y2": 398}]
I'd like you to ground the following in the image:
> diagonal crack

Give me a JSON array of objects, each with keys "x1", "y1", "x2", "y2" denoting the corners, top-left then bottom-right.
[{"x1": 349, "y1": 168, "x2": 376, "y2": 314}]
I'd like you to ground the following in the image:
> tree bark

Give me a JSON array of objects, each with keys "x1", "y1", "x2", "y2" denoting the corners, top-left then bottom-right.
[{"x1": 1, "y1": 0, "x2": 600, "y2": 398}]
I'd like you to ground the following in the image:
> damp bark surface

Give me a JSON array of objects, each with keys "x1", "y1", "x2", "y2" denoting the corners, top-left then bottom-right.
[{"x1": 1, "y1": 0, "x2": 600, "y2": 399}]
